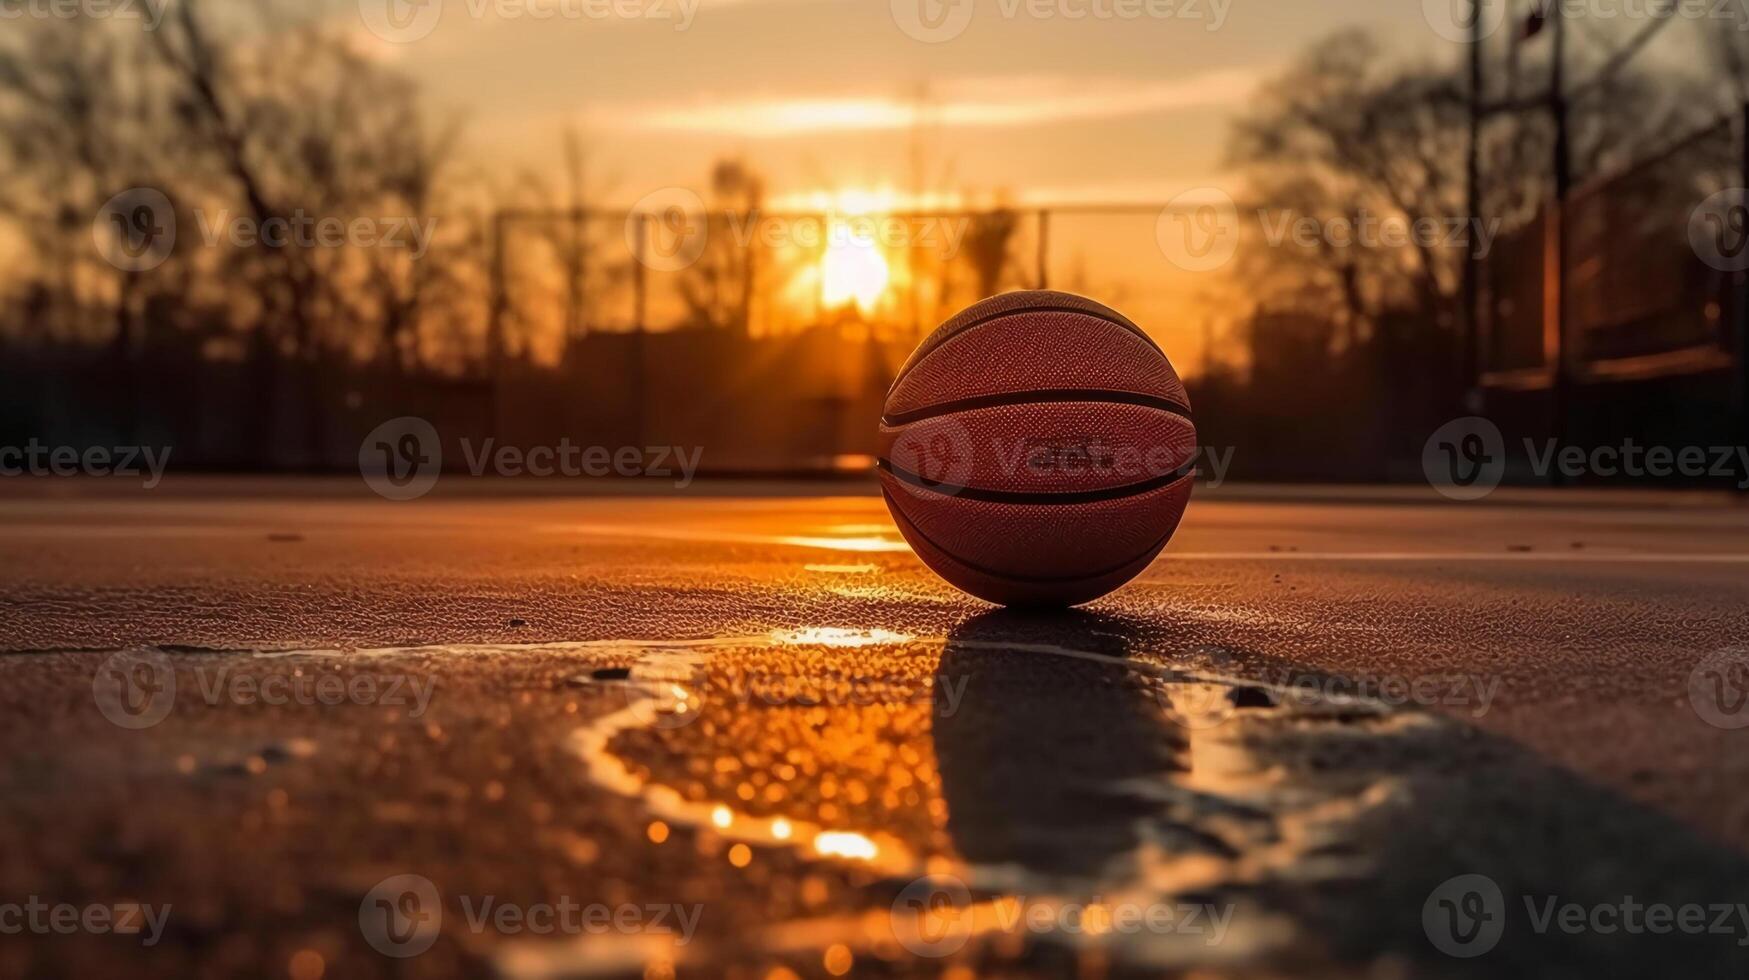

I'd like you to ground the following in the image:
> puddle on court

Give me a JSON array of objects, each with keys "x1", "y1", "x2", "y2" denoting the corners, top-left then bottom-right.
[
  {"x1": 77, "y1": 623, "x2": 1749, "y2": 977},
  {"x1": 62, "y1": 619, "x2": 1749, "y2": 977},
  {"x1": 495, "y1": 616, "x2": 1439, "y2": 979}
]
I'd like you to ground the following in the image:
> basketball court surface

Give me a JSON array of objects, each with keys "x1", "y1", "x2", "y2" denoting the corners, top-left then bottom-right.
[{"x1": 2, "y1": 480, "x2": 1747, "y2": 977}]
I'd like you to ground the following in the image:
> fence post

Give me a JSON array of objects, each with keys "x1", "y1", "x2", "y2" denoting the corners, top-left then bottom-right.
[
  {"x1": 1036, "y1": 209, "x2": 1050, "y2": 290},
  {"x1": 489, "y1": 212, "x2": 508, "y2": 369},
  {"x1": 632, "y1": 213, "x2": 648, "y2": 449},
  {"x1": 1738, "y1": 103, "x2": 1749, "y2": 491},
  {"x1": 488, "y1": 211, "x2": 507, "y2": 436},
  {"x1": 1547, "y1": 3, "x2": 1572, "y2": 484},
  {"x1": 1463, "y1": 0, "x2": 1485, "y2": 401}
]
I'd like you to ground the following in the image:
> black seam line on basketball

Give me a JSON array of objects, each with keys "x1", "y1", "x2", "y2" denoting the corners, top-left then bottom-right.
[
  {"x1": 882, "y1": 487, "x2": 1180, "y2": 586},
  {"x1": 877, "y1": 458, "x2": 1194, "y2": 505},
  {"x1": 889, "y1": 305, "x2": 1164, "y2": 394},
  {"x1": 881, "y1": 390, "x2": 1192, "y2": 427}
]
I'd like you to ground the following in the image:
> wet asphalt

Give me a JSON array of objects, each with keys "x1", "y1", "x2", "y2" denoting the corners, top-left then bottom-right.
[{"x1": 0, "y1": 480, "x2": 1747, "y2": 978}]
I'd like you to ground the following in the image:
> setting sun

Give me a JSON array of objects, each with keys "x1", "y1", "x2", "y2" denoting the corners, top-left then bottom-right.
[{"x1": 819, "y1": 228, "x2": 891, "y2": 314}]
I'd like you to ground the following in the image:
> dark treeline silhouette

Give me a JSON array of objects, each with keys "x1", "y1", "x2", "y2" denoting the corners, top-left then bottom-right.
[
  {"x1": 3, "y1": 4, "x2": 1748, "y2": 479},
  {"x1": 1194, "y1": 20, "x2": 1749, "y2": 482}
]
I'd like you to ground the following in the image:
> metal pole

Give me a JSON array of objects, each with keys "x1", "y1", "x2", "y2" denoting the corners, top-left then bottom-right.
[
  {"x1": 570, "y1": 206, "x2": 587, "y2": 341},
  {"x1": 1036, "y1": 209, "x2": 1050, "y2": 290},
  {"x1": 633, "y1": 214, "x2": 648, "y2": 449},
  {"x1": 1464, "y1": 0, "x2": 1484, "y2": 397},
  {"x1": 633, "y1": 214, "x2": 648, "y2": 333},
  {"x1": 488, "y1": 212, "x2": 507, "y2": 437},
  {"x1": 1738, "y1": 102, "x2": 1749, "y2": 492},
  {"x1": 1548, "y1": 2, "x2": 1573, "y2": 483},
  {"x1": 488, "y1": 212, "x2": 507, "y2": 376}
]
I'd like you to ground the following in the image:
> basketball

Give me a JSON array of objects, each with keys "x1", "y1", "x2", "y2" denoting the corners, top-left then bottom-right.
[{"x1": 878, "y1": 291, "x2": 1196, "y2": 606}]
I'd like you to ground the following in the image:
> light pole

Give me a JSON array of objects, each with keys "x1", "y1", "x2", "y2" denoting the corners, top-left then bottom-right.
[
  {"x1": 1464, "y1": 0, "x2": 1485, "y2": 401},
  {"x1": 1548, "y1": 0, "x2": 1572, "y2": 480}
]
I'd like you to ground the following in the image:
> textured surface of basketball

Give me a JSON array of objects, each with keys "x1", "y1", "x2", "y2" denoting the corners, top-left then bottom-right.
[{"x1": 879, "y1": 290, "x2": 1196, "y2": 606}]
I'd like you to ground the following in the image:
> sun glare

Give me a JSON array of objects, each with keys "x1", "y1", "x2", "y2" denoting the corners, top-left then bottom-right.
[{"x1": 819, "y1": 231, "x2": 890, "y2": 314}]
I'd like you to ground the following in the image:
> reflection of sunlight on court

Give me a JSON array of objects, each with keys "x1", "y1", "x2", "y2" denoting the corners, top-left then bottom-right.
[
  {"x1": 811, "y1": 831, "x2": 880, "y2": 861},
  {"x1": 772, "y1": 534, "x2": 906, "y2": 553},
  {"x1": 769, "y1": 627, "x2": 914, "y2": 647},
  {"x1": 486, "y1": 631, "x2": 1411, "y2": 976},
  {"x1": 540, "y1": 523, "x2": 910, "y2": 553}
]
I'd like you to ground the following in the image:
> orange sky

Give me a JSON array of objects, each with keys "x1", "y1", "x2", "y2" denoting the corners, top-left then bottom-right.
[
  {"x1": 335, "y1": 0, "x2": 1710, "y2": 369},
  {"x1": 353, "y1": 0, "x2": 1466, "y2": 204}
]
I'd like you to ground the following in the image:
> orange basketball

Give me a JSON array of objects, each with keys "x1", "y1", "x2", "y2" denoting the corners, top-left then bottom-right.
[{"x1": 878, "y1": 291, "x2": 1196, "y2": 606}]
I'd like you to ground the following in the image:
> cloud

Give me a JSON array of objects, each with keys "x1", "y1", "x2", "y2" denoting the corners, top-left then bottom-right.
[{"x1": 606, "y1": 68, "x2": 1260, "y2": 136}]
